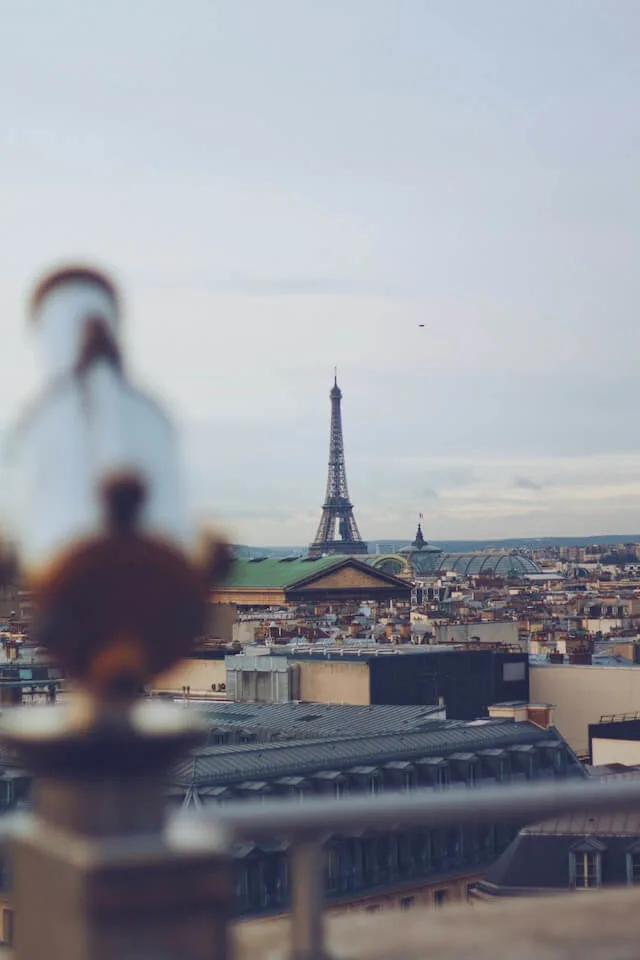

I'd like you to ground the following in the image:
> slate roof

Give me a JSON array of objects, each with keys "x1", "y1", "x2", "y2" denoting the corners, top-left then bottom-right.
[
  {"x1": 589, "y1": 764, "x2": 640, "y2": 778},
  {"x1": 481, "y1": 832, "x2": 640, "y2": 894},
  {"x1": 171, "y1": 719, "x2": 581, "y2": 789},
  {"x1": 523, "y1": 800, "x2": 640, "y2": 837},
  {"x1": 477, "y1": 768, "x2": 640, "y2": 896},
  {"x1": 194, "y1": 701, "x2": 446, "y2": 742}
]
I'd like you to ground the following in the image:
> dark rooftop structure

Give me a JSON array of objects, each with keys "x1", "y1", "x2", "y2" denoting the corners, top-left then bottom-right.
[
  {"x1": 278, "y1": 646, "x2": 530, "y2": 721},
  {"x1": 473, "y1": 770, "x2": 640, "y2": 899},
  {"x1": 588, "y1": 717, "x2": 640, "y2": 766},
  {"x1": 169, "y1": 714, "x2": 584, "y2": 918},
  {"x1": 172, "y1": 717, "x2": 583, "y2": 799}
]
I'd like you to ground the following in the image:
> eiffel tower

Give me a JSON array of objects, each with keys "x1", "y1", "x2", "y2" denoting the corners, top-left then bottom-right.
[{"x1": 309, "y1": 373, "x2": 367, "y2": 557}]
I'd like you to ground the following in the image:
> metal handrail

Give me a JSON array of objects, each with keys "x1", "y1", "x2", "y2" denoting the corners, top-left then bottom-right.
[
  {"x1": 599, "y1": 711, "x2": 640, "y2": 723},
  {"x1": 205, "y1": 776, "x2": 640, "y2": 960}
]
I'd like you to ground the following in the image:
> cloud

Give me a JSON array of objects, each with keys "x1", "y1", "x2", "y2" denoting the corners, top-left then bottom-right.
[
  {"x1": 214, "y1": 277, "x2": 398, "y2": 297},
  {"x1": 513, "y1": 476, "x2": 543, "y2": 491},
  {"x1": 414, "y1": 467, "x2": 476, "y2": 489},
  {"x1": 3, "y1": 2, "x2": 639, "y2": 550}
]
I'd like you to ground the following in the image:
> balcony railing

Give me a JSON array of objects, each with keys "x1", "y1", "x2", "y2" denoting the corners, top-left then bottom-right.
[
  {"x1": 191, "y1": 775, "x2": 640, "y2": 960},
  {"x1": 1, "y1": 763, "x2": 638, "y2": 958}
]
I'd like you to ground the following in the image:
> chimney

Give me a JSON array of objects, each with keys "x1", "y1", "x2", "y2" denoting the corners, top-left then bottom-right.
[
  {"x1": 568, "y1": 651, "x2": 592, "y2": 665},
  {"x1": 488, "y1": 701, "x2": 554, "y2": 728},
  {"x1": 488, "y1": 702, "x2": 529, "y2": 723},
  {"x1": 527, "y1": 703, "x2": 554, "y2": 729}
]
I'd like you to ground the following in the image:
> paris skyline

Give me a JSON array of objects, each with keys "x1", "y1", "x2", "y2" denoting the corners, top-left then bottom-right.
[{"x1": 0, "y1": 2, "x2": 639, "y2": 545}]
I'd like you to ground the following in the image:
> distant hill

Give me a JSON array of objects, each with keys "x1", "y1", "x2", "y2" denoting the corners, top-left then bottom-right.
[{"x1": 233, "y1": 534, "x2": 640, "y2": 558}]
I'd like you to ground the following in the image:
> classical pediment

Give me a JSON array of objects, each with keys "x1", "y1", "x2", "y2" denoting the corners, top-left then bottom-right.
[{"x1": 289, "y1": 560, "x2": 409, "y2": 594}]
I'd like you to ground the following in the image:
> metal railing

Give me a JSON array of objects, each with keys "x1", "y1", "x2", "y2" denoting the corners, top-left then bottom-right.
[
  {"x1": 199, "y1": 775, "x2": 640, "y2": 960},
  {"x1": 599, "y1": 711, "x2": 640, "y2": 723}
]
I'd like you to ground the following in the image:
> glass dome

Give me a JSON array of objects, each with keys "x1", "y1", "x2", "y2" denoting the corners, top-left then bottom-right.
[
  {"x1": 430, "y1": 552, "x2": 541, "y2": 577},
  {"x1": 375, "y1": 557, "x2": 407, "y2": 576},
  {"x1": 369, "y1": 551, "x2": 541, "y2": 578}
]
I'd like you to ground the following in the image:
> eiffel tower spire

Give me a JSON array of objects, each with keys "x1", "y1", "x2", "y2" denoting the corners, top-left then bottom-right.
[{"x1": 309, "y1": 374, "x2": 367, "y2": 557}]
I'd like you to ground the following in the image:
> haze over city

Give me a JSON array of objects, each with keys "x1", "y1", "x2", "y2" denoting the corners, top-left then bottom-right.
[{"x1": 0, "y1": 1, "x2": 639, "y2": 544}]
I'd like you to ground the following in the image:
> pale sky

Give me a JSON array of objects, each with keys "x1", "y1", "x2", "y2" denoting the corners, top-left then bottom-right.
[{"x1": 1, "y1": 0, "x2": 639, "y2": 545}]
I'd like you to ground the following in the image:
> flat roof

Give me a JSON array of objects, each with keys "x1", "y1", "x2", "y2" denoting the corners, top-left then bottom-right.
[
  {"x1": 278, "y1": 645, "x2": 525, "y2": 663},
  {"x1": 195, "y1": 701, "x2": 446, "y2": 740}
]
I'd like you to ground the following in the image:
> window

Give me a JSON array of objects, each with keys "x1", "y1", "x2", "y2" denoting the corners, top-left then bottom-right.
[
  {"x1": 324, "y1": 847, "x2": 341, "y2": 893},
  {"x1": 445, "y1": 827, "x2": 462, "y2": 862},
  {"x1": 553, "y1": 748, "x2": 566, "y2": 773},
  {"x1": 376, "y1": 836, "x2": 396, "y2": 880},
  {"x1": 526, "y1": 753, "x2": 539, "y2": 779},
  {"x1": 572, "y1": 852, "x2": 600, "y2": 889},
  {"x1": 401, "y1": 771, "x2": 414, "y2": 791},
  {"x1": 2, "y1": 909, "x2": 13, "y2": 947},
  {"x1": 430, "y1": 830, "x2": 444, "y2": 868},
  {"x1": 434, "y1": 889, "x2": 449, "y2": 907},
  {"x1": 411, "y1": 831, "x2": 430, "y2": 873},
  {"x1": 503, "y1": 662, "x2": 525, "y2": 682},
  {"x1": 436, "y1": 765, "x2": 450, "y2": 788},
  {"x1": 626, "y1": 850, "x2": 640, "y2": 884},
  {"x1": 0, "y1": 782, "x2": 12, "y2": 808},
  {"x1": 400, "y1": 896, "x2": 414, "y2": 910},
  {"x1": 475, "y1": 823, "x2": 496, "y2": 859}
]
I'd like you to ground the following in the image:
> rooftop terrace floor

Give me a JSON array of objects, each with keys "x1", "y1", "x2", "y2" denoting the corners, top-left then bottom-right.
[{"x1": 234, "y1": 886, "x2": 640, "y2": 960}]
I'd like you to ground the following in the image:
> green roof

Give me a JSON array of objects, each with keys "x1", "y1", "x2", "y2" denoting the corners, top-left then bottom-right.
[{"x1": 221, "y1": 556, "x2": 344, "y2": 590}]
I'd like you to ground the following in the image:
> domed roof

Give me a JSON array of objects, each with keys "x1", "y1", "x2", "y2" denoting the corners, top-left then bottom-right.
[
  {"x1": 368, "y1": 549, "x2": 542, "y2": 578},
  {"x1": 417, "y1": 551, "x2": 542, "y2": 577},
  {"x1": 398, "y1": 523, "x2": 442, "y2": 557},
  {"x1": 370, "y1": 555, "x2": 409, "y2": 576}
]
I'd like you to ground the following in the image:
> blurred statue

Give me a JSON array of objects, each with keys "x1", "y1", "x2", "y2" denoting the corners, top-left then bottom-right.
[
  {"x1": 5, "y1": 267, "x2": 230, "y2": 701},
  {"x1": 0, "y1": 269, "x2": 235, "y2": 960}
]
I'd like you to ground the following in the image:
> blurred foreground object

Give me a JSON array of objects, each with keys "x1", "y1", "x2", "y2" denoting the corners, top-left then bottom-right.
[
  {"x1": 6, "y1": 266, "x2": 230, "y2": 698},
  {"x1": 0, "y1": 266, "x2": 233, "y2": 960}
]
